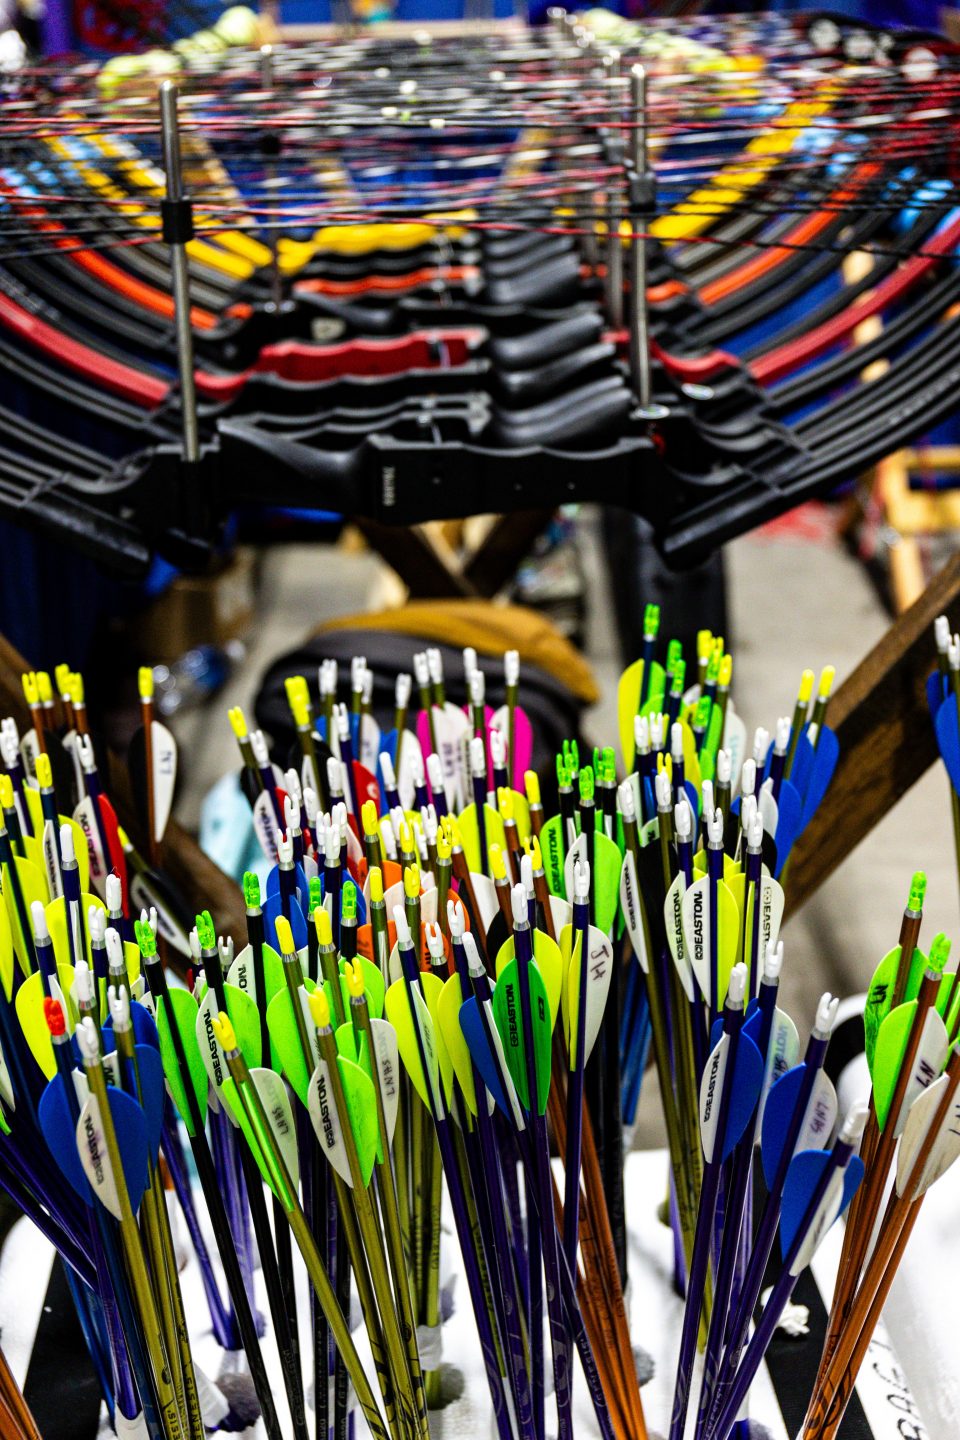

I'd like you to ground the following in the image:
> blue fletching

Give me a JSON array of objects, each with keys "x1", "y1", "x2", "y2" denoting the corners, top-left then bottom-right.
[
  {"x1": 798, "y1": 727, "x2": 840, "y2": 833},
  {"x1": 641, "y1": 775, "x2": 656, "y2": 823},
  {"x1": 350, "y1": 713, "x2": 361, "y2": 754},
  {"x1": 935, "y1": 698, "x2": 960, "y2": 798},
  {"x1": 772, "y1": 780, "x2": 802, "y2": 878},
  {"x1": 103, "y1": 999, "x2": 160, "y2": 1052},
  {"x1": 263, "y1": 890, "x2": 309, "y2": 952},
  {"x1": 841, "y1": 1155, "x2": 864, "y2": 1217},
  {"x1": 378, "y1": 733, "x2": 399, "y2": 803},
  {"x1": 927, "y1": 670, "x2": 949, "y2": 718},
  {"x1": 683, "y1": 780, "x2": 700, "y2": 821},
  {"x1": 760, "y1": 1065, "x2": 806, "y2": 1188},
  {"x1": 314, "y1": 716, "x2": 328, "y2": 745},
  {"x1": 131, "y1": 1044, "x2": 164, "y2": 1164},
  {"x1": 105, "y1": 1085, "x2": 150, "y2": 1213},
  {"x1": 266, "y1": 861, "x2": 309, "y2": 908},
  {"x1": 780, "y1": 1149, "x2": 865, "y2": 1260},
  {"x1": 719, "y1": 1031, "x2": 765, "y2": 1162},
  {"x1": 39, "y1": 1074, "x2": 91, "y2": 1202},
  {"x1": 789, "y1": 732, "x2": 815, "y2": 802},
  {"x1": 780, "y1": 1149, "x2": 831, "y2": 1258},
  {"x1": 459, "y1": 996, "x2": 510, "y2": 1119}
]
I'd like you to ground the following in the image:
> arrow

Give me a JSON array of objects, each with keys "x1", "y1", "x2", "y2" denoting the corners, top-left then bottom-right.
[
  {"x1": 669, "y1": 964, "x2": 763, "y2": 1440},
  {"x1": 707, "y1": 1105, "x2": 867, "y2": 1440}
]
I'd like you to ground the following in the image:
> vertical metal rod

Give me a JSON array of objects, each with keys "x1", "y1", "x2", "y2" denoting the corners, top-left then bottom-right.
[
  {"x1": 628, "y1": 64, "x2": 651, "y2": 411},
  {"x1": 160, "y1": 81, "x2": 199, "y2": 464},
  {"x1": 603, "y1": 52, "x2": 623, "y2": 328},
  {"x1": 260, "y1": 44, "x2": 284, "y2": 314}
]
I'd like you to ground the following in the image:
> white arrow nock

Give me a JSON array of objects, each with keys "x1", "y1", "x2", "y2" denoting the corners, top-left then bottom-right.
[
  {"x1": 470, "y1": 670, "x2": 485, "y2": 707},
  {"x1": 490, "y1": 728, "x2": 506, "y2": 769},
  {"x1": 675, "y1": 798, "x2": 693, "y2": 843},
  {"x1": 76, "y1": 1016, "x2": 101, "y2": 1065},
  {"x1": 752, "y1": 727, "x2": 769, "y2": 765},
  {"x1": 618, "y1": 779, "x2": 636, "y2": 822},
  {"x1": 511, "y1": 883, "x2": 528, "y2": 927},
  {"x1": 716, "y1": 749, "x2": 731, "y2": 785},
  {"x1": 105, "y1": 927, "x2": 124, "y2": 972},
  {"x1": 469, "y1": 736, "x2": 485, "y2": 779},
  {"x1": 504, "y1": 650, "x2": 519, "y2": 686},
  {"x1": 634, "y1": 714, "x2": 649, "y2": 754},
  {"x1": 706, "y1": 807, "x2": 724, "y2": 847},
  {"x1": 250, "y1": 729, "x2": 270, "y2": 768},
  {"x1": 814, "y1": 992, "x2": 840, "y2": 1038},
  {"x1": 726, "y1": 962, "x2": 747, "y2": 1009},
  {"x1": 655, "y1": 769, "x2": 671, "y2": 812},
  {"x1": 396, "y1": 672, "x2": 412, "y2": 708},
  {"x1": 573, "y1": 858, "x2": 590, "y2": 903},
  {"x1": 935, "y1": 614, "x2": 950, "y2": 653},
  {"x1": 30, "y1": 900, "x2": 49, "y2": 944},
  {"x1": 393, "y1": 906, "x2": 412, "y2": 948},
  {"x1": 106, "y1": 874, "x2": 123, "y2": 914},
  {"x1": 447, "y1": 899, "x2": 465, "y2": 938},
  {"x1": 741, "y1": 757, "x2": 757, "y2": 798},
  {"x1": 413, "y1": 652, "x2": 430, "y2": 688},
  {"x1": 380, "y1": 751, "x2": 397, "y2": 792},
  {"x1": 763, "y1": 940, "x2": 784, "y2": 982},
  {"x1": 462, "y1": 929, "x2": 484, "y2": 978},
  {"x1": 425, "y1": 922, "x2": 445, "y2": 963},
  {"x1": 841, "y1": 1101, "x2": 869, "y2": 1146},
  {"x1": 774, "y1": 716, "x2": 791, "y2": 755},
  {"x1": 88, "y1": 907, "x2": 105, "y2": 946},
  {"x1": 108, "y1": 984, "x2": 131, "y2": 1032},
  {"x1": 427, "y1": 649, "x2": 443, "y2": 687}
]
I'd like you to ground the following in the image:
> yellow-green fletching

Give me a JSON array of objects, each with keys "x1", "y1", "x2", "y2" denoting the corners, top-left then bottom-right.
[
  {"x1": 496, "y1": 930, "x2": 561, "y2": 1033},
  {"x1": 873, "y1": 1000, "x2": 917, "y2": 1131},
  {"x1": 561, "y1": 930, "x2": 584, "y2": 1065},
  {"x1": 590, "y1": 830, "x2": 624, "y2": 935},
  {"x1": 156, "y1": 986, "x2": 208, "y2": 1136},
  {"x1": 865, "y1": 947, "x2": 928, "y2": 1072},
  {"x1": 340, "y1": 956, "x2": 384, "y2": 1021},
  {"x1": 617, "y1": 658, "x2": 645, "y2": 769},
  {"x1": 265, "y1": 981, "x2": 318, "y2": 1107},
  {"x1": 384, "y1": 977, "x2": 440, "y2": 1112},
  {"x1": 0, "y1": 897, "x2": 12, "y2": 1002},
  {"x1": 220, "y1": 1074, "x2": 283, "y2": 1202},
  {"x1": 492, "y1": 957, "x2": 552, "y2": 1115},
  {"x1": 539, "y1": 814, "x2": 567, "y2": 898},
  {"x1": 638, "y1": 665, "x2": 667, "y2": 723},
  {"x1": 16, "y1": 965, "x2": 76, "y2": 1079},
  {"x1": 335, "y1": 1021, "x2": 360, "y2": 1065},
  {"x1": 197, "y1": 983, "x2": 263, "y2": 1103},
  {"x1": 3, "y1": 855, "x2": 47, "y2": 975},
  {"x1": 337, "y1": 1055, "x2": 379, "y2": 1186},
  {"x1": 45, "y1": 893, "x2": 106, "y2": 969},
  {"x1": 437, "y1": 973, "x2": 477, "y2": 1115},
  {"x1": 457, "y1": 803, "x2": 506, "y2": 875}
]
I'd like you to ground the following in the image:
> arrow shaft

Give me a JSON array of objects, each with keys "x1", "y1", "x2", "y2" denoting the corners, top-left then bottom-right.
[{"x1": 141, "y1": 961, "x2": 284, "y2": 1440}]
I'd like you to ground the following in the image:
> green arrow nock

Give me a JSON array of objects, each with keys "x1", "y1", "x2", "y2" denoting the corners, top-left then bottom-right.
[
  {"x1": 908, "y1": 871, "x2": 927, "y2": 914},
  {"x1": 666, "y1": 638, "x2": 682, "y2": 673},
  {"x1": 557, "y1": 755, "x2": 571, "y2": 789},
  {"x1": 308, "y1": 875, "x2": 323, "y2": 913},
  {"x1": 929, "y1": 933, "x2": 951, "y2": 975},
  {"x1": 601, "y1": 747, "x2": 617, "y2": 786},
  {"x1": 195, "y1": 910, "x2": 216, "y2": 952},
  {"x1": 706, "y1": 652, "x2": 721, "y2": 685},
  {"x1": 694, "y1": 695, "x2": 712, "y2": 731},
  {"x1": 579, "y1": 766, "x2": 595, "y2": 803},
  {"x1": 342, "y1": 881, "x2": 357, "y2": 923},
  {"x1": 243, "y1": 871, "x2": 261, "y2": 910},
  {"x1": 134, "y1": 919, "x2": 156, "y2": 959},
  {"x1": 671, "y1": 659, "x2": 686, "y2": 695},
  {"x1": 643, "y1": 602, "x2": 660, "y2": 641}
]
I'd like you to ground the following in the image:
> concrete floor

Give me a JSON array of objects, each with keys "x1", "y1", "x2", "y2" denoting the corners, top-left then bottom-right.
[{"x1": 170, "y1": 508, "x2": 956, "y2": 1142}]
